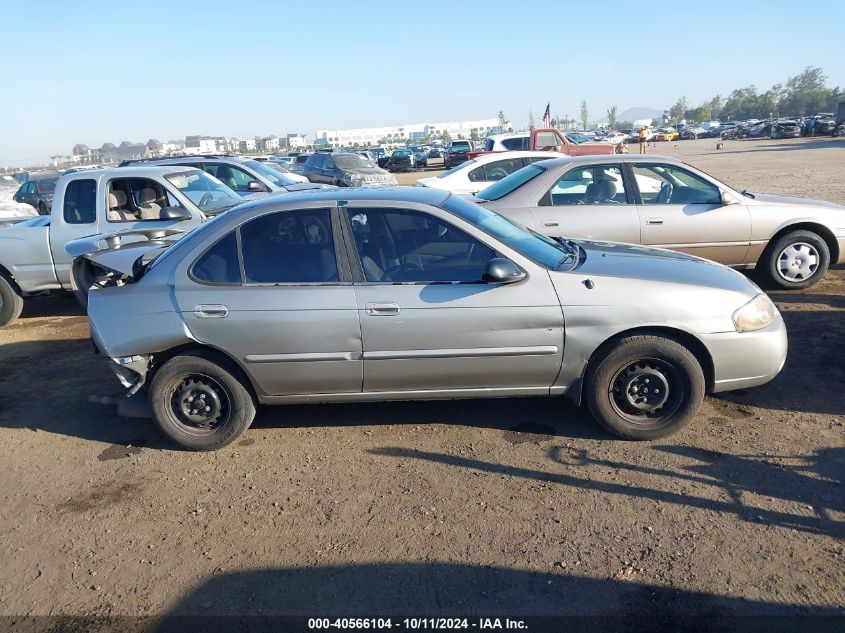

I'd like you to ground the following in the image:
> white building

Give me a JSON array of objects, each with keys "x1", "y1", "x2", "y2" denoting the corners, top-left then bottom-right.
[
  {"x1": 184, "y1": 135, "x2": 219, "y2": 154},
  {"x1": 314, "y1": 118, "x2": 501, "y2": 148},
  {"x1": 259, "y1": 135, "x2": 280, "y2": 151},
  {"x1": 239, "y1": 138, "x2": 257, "y2": 152},
  {"x1": 285, "y1": 133, "x2": 306, "y2": 149}
]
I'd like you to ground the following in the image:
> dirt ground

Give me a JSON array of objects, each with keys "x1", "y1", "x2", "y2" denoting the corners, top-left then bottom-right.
[{"x1": 0, "y1": 137, "x2": 843, "y2": 626}]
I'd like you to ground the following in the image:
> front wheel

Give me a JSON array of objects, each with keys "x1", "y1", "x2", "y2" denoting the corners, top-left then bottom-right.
[
  {"x1": 761, "y1": 230, "x2": 830, "y2": 290},
  {"x1": 149, "y1": 354, "x2": 256, "y2": 451},
  {"x1": 584, "y1": 336, "x2": 704, "y2": 440}
]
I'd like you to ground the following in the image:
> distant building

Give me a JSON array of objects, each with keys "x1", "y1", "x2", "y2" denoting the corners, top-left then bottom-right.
[
  {"x1": 184, "y1": 135, "x2": 219, "y2": 154},
  {"x1": 284, "y1": 133, "x2": 306, "y2": 150},
  {"x1": 239, "y1": 138, "x2": 257, "y2": 152},
  {"x1": 314, "y1": 118, "x2": 501, "y2": 148}
]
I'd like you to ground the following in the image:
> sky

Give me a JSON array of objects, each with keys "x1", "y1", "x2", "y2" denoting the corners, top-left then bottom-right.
[{"x1": 1, "y1": 0, "x2": 843, "y2": 167}]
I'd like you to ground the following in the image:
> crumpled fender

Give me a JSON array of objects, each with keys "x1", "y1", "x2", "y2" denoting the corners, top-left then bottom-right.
[{"x1": 64, "y1": 228, "x2": 185, "y2": 278}]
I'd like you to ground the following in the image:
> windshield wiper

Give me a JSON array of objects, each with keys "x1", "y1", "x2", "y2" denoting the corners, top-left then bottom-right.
[{"x1": 554, "y1": 239, "x2": 580, "y2": 270}]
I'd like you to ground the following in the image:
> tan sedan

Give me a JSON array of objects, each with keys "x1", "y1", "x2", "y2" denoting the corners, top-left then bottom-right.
[{"x1": 476, "y1": 155, "x2": 845, "y2": 289}]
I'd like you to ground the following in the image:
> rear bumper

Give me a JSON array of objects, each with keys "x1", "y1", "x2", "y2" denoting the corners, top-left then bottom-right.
[{"x1": 702, "y1": 316, "x2": 788, "y2": 393}]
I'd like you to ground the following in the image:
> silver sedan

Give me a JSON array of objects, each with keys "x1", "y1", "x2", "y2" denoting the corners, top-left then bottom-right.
[
  {"x1": 82, "y1": 188, "x2": 787, "y2": 450},
  {"x1": 475, "y1": 155, "x2": 845, "y2": 289}
]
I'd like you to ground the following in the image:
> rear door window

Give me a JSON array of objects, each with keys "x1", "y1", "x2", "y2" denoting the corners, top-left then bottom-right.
[
  {"x1": 63, "y1": 179, "x2": 97, "y2": 224},
  {"x1": 240, "y1": 209, "x2": 339, "y2": 283},
  {"x1": 192, "y1": 231, "x2": 242, "y2": 284}
]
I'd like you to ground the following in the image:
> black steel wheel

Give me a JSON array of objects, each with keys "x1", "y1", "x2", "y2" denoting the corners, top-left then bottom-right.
[
  {"x1": 150, "y1": 354, "x2": 255, "y2": 450},
  {"x1": 584, "y1": 335, "x2": 704, "y2": 440}
]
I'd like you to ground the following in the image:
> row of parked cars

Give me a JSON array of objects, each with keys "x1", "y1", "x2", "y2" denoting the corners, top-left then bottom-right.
[{"x1": 1, "y1": 145, "x2": 843, "y2": 452}]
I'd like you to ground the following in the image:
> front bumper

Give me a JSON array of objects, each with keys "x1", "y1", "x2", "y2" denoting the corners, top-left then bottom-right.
[{"x1": 701, "y1": 316, "x2": 788, "y2": 393}]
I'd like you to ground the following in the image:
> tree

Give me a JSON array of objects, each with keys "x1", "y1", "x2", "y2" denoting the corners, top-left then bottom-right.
[
  {"x1": 470, "y1": 128, "x2": 479, "y2": 141},
  {"x1": 528, "y1": 110, "x2": 535, "y2": 131},
  {"x1": 607, "y1": 105, "x2": 618, "y2": 131},
  {"x1": 580, "y1": 101, "x2": 589, "y2": 130},
  {"x1": 669, "y1": 96, "x2": 687, "y2": 123},
  {"x1": 709, "y1": 95, "x2": 723, "y2": 121},
  {"x1": 440, "y1": 130, "x2": 451, "y2": 144}
]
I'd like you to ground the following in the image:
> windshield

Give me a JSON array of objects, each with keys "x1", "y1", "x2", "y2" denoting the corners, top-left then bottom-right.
[
  {"x1": 442, "y1": 195, "x2": 571, "y2": 270},
  {"x1": 266, "y1": 162, "x2": 293, "y2": 174},
  {"x1": 450, "y1": 142, "x2": 471, "y2": 149},
  {"x1": 476, "y1": 164, "x2": 546, "y2": 201},
  {"x1": 392, "y1": 150, "x2": 411, "y2": 157},
  {"x1": 335, "y1": 155, "x2": 374, "y2": 170},
  {"x1": 242, "y1": 159, "x2": 297, "y2": 186},
  {"x1": 165, "y1": 170, "x2": 243, "y2": 215}
]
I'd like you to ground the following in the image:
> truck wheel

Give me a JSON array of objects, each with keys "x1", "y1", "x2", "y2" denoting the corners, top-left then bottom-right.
[
  {"x1": 761, "y1": 230, "x2": 830, "y2": 290},
  {"x1": 584, "y1": 335, "x2": 704, "y2": 440},
  {"x1": 149, "y1": 353, "x2": 256, "y2": 451},
  {"x1": 0, "y1": 273, "x2": 24, "y2": 328}
]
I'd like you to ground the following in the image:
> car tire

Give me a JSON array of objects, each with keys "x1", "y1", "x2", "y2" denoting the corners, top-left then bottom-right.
[
  {"x1": 761, "y1": 230, "x2": 830, "y2": 290},
  {"x1": 584, "y1": 335, "x2": 704, "y2": 440},
  {"x1": 0, "y1": 272, "x2": 24, "y2": 328},
  {"x1": 149, "y1": 353, "x2": 256, "y2": 451},
  {"x1": 38, "y1": 202, "x2": 48, "y2": 215},
  {"x1": 70, "y1": 258, "x2": 104, "y2": 311}
]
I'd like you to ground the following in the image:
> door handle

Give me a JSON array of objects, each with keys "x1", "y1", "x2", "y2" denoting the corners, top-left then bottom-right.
[
  {"x1": 645, "y1": 217, "x2": 664, "y2": 225},
  {"x1": 193, "y1": 304, "x2": 229, "y2": 318},
  {"x1": 543, "y1": 221, "x2": 559, "y2": 227},
  {"x1": 365, "y1": 302, "x2": 400, "y2": 316}
]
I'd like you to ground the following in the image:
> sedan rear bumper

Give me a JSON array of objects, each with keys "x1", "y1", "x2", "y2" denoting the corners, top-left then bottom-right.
[{"x1": 702, "y1": 316, "x2": 788, "y2": 393}]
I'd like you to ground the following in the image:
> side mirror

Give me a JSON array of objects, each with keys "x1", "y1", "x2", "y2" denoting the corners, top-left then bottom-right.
[
  {"x1": 720, "y1": 191, "x2": 737, "y2": 205},
  {"x1": 159, "y1": 206, "x2": 192, "y2": 221},
  {"x1": 483, "y1": 258, "x2": 526, "y2": 284},
  {"x1": 247, "y1": 180, "x2": 264, "y2": 192}
]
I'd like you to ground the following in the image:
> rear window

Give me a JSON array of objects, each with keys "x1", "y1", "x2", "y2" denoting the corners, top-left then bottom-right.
[
  {"x1": 191, "y1": 231, "x2": 242, "y2": 284},
  {"x1": 476, "y1": 164, "x2": 546, "y2": 201},
  {"x1": 450, "y1": 141, "x2": 471, "y2": 149}
]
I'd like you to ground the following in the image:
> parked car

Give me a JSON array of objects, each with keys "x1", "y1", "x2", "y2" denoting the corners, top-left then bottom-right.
[
  {"x1": 444, "y1": 140, "x2": 473, "y2": 168},
  {"x1": 79, "y1": 187, "x2": 786, "y2": 450},
  {"x1": 126, "y1": 156, "x2": 329, "y2": 196},
  {"x1": 303, "y1": 152, "x2": 397, "y2": 186},
  {"x1": 428, "y1": 146, "x2": 443, "y2": 159},
  {"x1": 0, "y1": 166, "x2": 245, "y2": 327},
  {"x1": 477, "y1": 130, "x2": 618, "y2": 158},
  {"x1": 290, "y1": 153, "x2": 312, "y2": 175},
  {"x1": 474, "y1": 154, "x2": 845, "y2": 290},
  {"x1": 386, "y1": 149, "x2": 417, "y2": 172},
  {"x1": 678, "y1": 127, "x2": 707, "y2": 140},
  {"x1": 253, "y1": 158, "x2": 310, "y2": 183},
  {"x1": 13, "y1": 177, "x2": 58, "y2": 214},
  {"x1": 416, "y1": 151, "x2": 557, "y2": 195},
  {"x1": 408, "y1": 146, "x2": 429, "y2": 168},
  {"x1": 771, "y1": 120, "x2": 802, "y2": 139},
  {"x1": 654, "y1": 128, "x2": 679, "y2": 142}
]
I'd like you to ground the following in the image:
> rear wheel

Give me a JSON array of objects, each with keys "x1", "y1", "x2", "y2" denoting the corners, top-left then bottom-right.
[
  {"x1": 70, "y1": 258, "x2": 103, "y2": 311},
  {"x1": 762, "y1": 230, "x2": 830, "y2": 290},
  {"x1": 584, "y1": 335, "x2": 704, "y2": 440},
  {"x1": 149, "y1": 354, "x2": 256, "y2": 451},
  {"x1": 0, "y1": 273, "x2": 24, "y2": 328}
]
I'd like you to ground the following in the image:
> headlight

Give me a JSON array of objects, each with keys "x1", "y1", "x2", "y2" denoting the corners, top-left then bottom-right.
[
  {"x1": 732, "y1": 293, "x2": 776, "y2": 333},
  {"x1": 344, "y1": 172, "x2": 362, "y2": 183}
]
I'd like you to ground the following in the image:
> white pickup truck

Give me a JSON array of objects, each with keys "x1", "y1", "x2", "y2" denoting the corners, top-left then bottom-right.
[{"x1": 0, "y1": 165, "x2": 244, "y2": 327}]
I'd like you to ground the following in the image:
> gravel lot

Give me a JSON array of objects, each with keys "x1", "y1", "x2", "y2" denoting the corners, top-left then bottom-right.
[{"x1": 0, "y1": 137, "x2": 843, "y2": 625}]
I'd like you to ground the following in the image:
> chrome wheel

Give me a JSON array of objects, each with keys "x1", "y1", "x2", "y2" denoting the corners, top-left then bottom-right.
[
  {"x1": 777, "y1": 242, "x2": 819, "y2": 282},
  {"x1": 169, "y1": 374, "x2": 231, "y2": 434},
  {"x1": 609, "y1": 358, "x2": 683, "y2": 425}
]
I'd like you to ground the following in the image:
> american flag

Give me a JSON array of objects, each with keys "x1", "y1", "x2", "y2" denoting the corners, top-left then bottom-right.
[{"x1": 542, "y1": 103, "x2": 551, "y2": 128}]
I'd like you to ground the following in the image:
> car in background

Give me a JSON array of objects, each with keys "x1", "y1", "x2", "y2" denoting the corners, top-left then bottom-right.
[
  {"x1": 474, "y1": 154, "x2": 845, "y2": 290},
  {"x1": 303, "y1": 152, "x2": 396, "y2": 186},
  {"x1": 444, "y1": 140, "x2": 473, "y2": 168},
  {"x1": 253, "y1": 157, "x2": 310, "y2": 183},
  {"x1": 13, "y1": 177, "x2": 58, "y2": 214},
  {"x1": 428, "y1": 145, "x2": 443, "y2": 159},
  {"x1": 290, "y1": 153, "x2": 312, "y2": 175},
  {"x1": 771, "y1": 120, "x2": 801, "y2": 139},
  {"x1": 386, "y1": 149, "x2": 417, "y2": 172},
  {"x1": 80, "y1": 187, "x2": 786, "y2": 450},
  {"x1": 125, "y1": 156, "x2": 329, "y2": 196},
  {"x1": 654, "y1": 128, "x2": 679, "y2": 142},
  {"x1": 408, "y1": 146, "x2": 429, "y2": 168},
  {"x1": 416, "y1": 151, "x2": 557, "y2": 195},
  {"x1": 678, "y1": 127, "x2": 707, "y2": 140},
  {"x1": 600, "y1": 132, "x2": 628, "y2": 146}
]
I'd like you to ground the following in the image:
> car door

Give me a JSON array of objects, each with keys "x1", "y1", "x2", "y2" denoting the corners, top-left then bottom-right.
[
  {"x1": 527, "y1": 163, "x2": 640, "y2": 243},
  {"x1": 173, "y1": 207, "x2": 362, "y2": 397},
  {"x1": 629, "y1": 163, "x2": 751, "y2": 264},
  {"x1": 342, "y1": 202, "x2": 563, "y2": 394}
]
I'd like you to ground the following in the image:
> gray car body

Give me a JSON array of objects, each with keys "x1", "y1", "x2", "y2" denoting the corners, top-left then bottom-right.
[
  {"x1": 85, "y1": 187, "x2": 787, "y2": 409},
  {"x1": 477, "y1": 154, "x2": 845, "y2": 270}
]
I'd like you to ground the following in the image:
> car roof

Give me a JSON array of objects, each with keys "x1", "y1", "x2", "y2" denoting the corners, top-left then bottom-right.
[
  {"x1": 226, "y1": 185, "x2": 451, "y2": 216},
  {"x1": 533, "y1": 154, "x2": 687, "y2": 168},
  {"x1": 63, "y1": 165, "x2": 198, "y2": 179}
]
